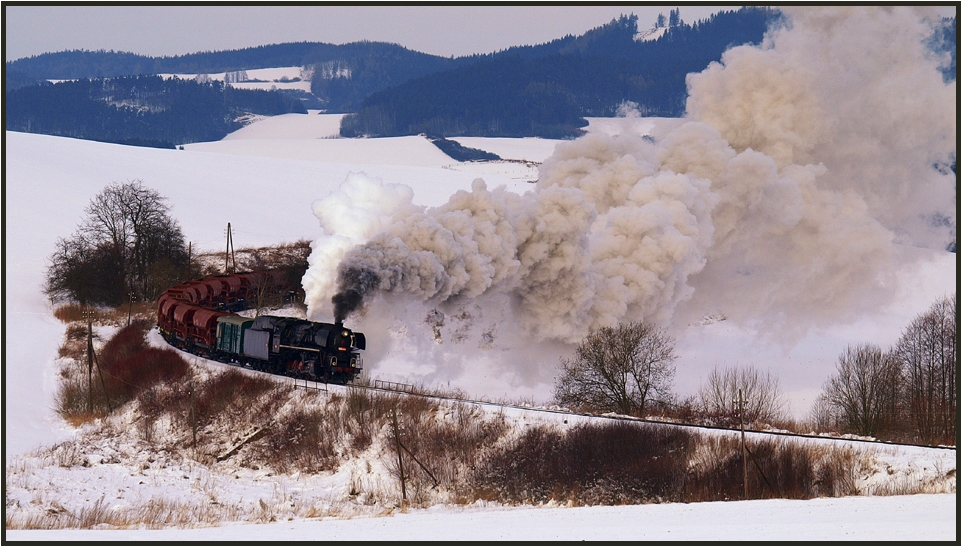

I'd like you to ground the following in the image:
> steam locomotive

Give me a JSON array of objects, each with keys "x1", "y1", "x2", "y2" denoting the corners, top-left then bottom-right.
[{"x1": 157, "y1": 270, "x2": 365, "y2": 383}]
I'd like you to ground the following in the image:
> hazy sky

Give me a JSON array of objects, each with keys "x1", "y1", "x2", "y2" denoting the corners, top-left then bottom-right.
[{"x1": 5, "y1": 5, "x2": 730, "y2": 62}]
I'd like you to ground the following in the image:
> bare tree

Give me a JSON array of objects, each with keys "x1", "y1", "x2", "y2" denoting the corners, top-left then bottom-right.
[
  {"x1": 893, "y1": 295, "x2": 957, "y2": 444},
  {"x1": 554, "y1": 322, "x2": 676, "y2": 416},
  {"x1": 45, "y1": 180, "x2": 188, "y2": 305},
  {"x1": 809, "y1": 393, "x2": 838, "y2": 433},
  {"x1": 698, "y1": 365, "x2": 785, "y2": 426},
  {"x1": 820, "y1": 344, "x2": 901, "y2": 437}
]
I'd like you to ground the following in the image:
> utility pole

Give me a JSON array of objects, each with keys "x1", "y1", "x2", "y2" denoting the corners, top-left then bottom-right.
[
  {"x1": 83, "y1": 309, "x2": 94, "y2": 414},
  {"x1": 738, "y1": 388, "x2": 747, "y2": 500},
  {"x1": 225, "y1": 223, "x2": 236, "y2": 274},
  {"x1": 391, "y1": 406, "x2": 407, "y2": 504},
  {"x1": 189, "y1": 366, "x2": 197, "y2": 450},
  {"x1": 83, "y1": 309, "x2": 112, "y2": 415}
]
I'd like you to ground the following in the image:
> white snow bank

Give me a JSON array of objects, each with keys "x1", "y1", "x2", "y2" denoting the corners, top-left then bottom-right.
[
  {"x1": 6, "y1": 494, "x2": 956, "y2": 542},
  {"x1": 449, "y1": 137, "x2": 562, "y2": 163},
  {"x1": 184, "y1": 135, "x2": 456, "y2": 167},
  {"x1": 224, "y1": 112, "x2": 345, "y2": 140},
  {"x1": 159, "y1": 67, "x2": 313, "y2": 92}
]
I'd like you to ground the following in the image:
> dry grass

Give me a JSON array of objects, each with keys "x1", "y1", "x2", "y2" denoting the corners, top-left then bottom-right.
[
  {"x1": 54, "y1": 301, "x2": 156, "y2": 325},
  {"x1": 7, "y1": 495, "x2": 246, "y2": 530}
]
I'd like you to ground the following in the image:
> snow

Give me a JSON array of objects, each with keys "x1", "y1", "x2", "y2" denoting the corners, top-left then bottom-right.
[
  {"x1": 636, "y1": 26, "x2": 669, "y2": 43},
  {"x1": 224, "y1": 111, "x2": 345, "y2": 140},
  {"x1": 159, "y1": 66, "x2": 313, "y2": 92},
  {"x1": 185, "y1": 134, "x2": 458, "y2": 168},
  {"x1": 449, "y1": 136, "x2": 562, "y2": 163},
  {"x1": 3, "y1": 107, "x2": 957, "y2": 538},
  {"x1": 6, "y1": 494, "x2": 957, "y2": 542}
]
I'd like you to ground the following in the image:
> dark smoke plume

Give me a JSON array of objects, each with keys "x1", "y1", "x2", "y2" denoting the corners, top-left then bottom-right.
[{"x1": 332, "y1": 265, "x2": 381, "y2": 323}]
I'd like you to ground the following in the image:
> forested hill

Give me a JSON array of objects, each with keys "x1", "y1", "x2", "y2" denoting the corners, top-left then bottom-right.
[
  {"x1": 340, "y1": 8, "x2": 778, "y2": 138},
  {"x1": 5, "y1": 75, "x2": 306, "y2": 148},
  {"x1": 8, "y1": 43, "x2": 327, "y2": 79},
  {"x1": 7, "y1": 9, "x2": 954, "y2": 146},
  {"x1": 6, "y1": 42, "x2": 464, "y2": 112}
]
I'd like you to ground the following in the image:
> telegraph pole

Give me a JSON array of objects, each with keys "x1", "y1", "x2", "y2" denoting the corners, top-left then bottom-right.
[
  {"x1": 82, "y1": 309, "x2": 112, "y2": 414},
  {"x1": 83, "y1": 309, "x2": 94, "y2": 414},
  {"x1": 738, "y1": 388, "x2": 747, "y2": 499},
  {"x1": 225, "y1": 223, "x2": 236, "y2": 274},
  {"x1": 392, "y1": 406, "x2": 407, "y2": 504}
]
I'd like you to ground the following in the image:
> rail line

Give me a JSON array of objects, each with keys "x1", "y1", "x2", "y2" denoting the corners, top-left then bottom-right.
[
  {"x1": 183, "y1": 343, "x2": 955, "y2": 453},
  {"x1": 159, "y1": 324, "x2": 957, "y2": 456},
  {"x1": 356, "y1": 380, "x2": 957, "y2": 451}
]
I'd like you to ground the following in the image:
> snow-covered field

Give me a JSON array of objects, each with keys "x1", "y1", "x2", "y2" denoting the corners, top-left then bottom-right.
[
  {"x1": 4, "y1": 110, "x2": 957, "y2": 539},
  {"x1": 159, "y1": 66, "x2": 313, "y2": 92},
  {"x1": 8, "y1": 495, "x2": 958, "y2": 542}
]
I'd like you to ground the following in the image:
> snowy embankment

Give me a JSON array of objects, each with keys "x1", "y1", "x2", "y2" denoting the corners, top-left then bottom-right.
[{"x1": 5, "y1": 323, "x2": 957, "y2": 540}]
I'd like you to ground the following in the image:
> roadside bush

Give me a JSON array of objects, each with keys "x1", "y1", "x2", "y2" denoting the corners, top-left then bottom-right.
[
  {"x1": 262, "y1": 407, "x2": 340, "y2": 473},
  {"x1": 192, "y1": 368, "x2": 280, "y2": 427},
  {"x1": 98, "y1": 320, "x2": 188, "y2": 405},
  {"x1": 684, "y1": 436, "x2": 854, "y2": 502},
  {"x1": 473, "y1": 422, "x2": 695, "y2": 505},
  {"x1": 56, "y1": 319, "x2": 190, "y2": 421}
]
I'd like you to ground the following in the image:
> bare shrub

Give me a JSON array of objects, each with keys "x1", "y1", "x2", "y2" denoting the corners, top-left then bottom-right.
[
  {"x1": 473, "y1": 422, "x2": 695, "y2": 505},
  {"x1": 47, "y1": 440, "x2": 86, "y2": 468},
  {"x1": 54, "y1": 318, "x2": 192, "y2": 420},
  {"x1": 684, "y1": 437, "x2": 863, "y2": 502},
  {"x1": 260, "y1": 407, "x2": 340, "y2": 473},
  {"x1": 193, "y1": 368, "x2": 280, "y2": 427},
  {"x1": 697, "y1": 365, "x2": 786, "y2": 427},
  {"x1": 54, "y1": 303, "x2": 98, "y2": 323},
  {"x1": 391, "y1": 401, "x2": 508, "y2": 504},
  {"x1": 342, "y1": 387, "x2": 398, "y2": 455},
  {"x1": 554, "y1": 322, "x2": 676, "y2": 416},
  {"x1": 813, "y1": 445, "x2": 860, "y2": 497},
  {"x1": 54, "y1": 375, "x2": 93, "y2": 423}
]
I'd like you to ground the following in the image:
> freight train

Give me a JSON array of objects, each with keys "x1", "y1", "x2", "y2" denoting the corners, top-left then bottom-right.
[{"x1": 157, "y1": 270, "x2": 365, "y2": 383}]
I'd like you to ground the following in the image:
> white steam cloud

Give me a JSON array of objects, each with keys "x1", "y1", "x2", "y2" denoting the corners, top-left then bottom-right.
[{"x1": 302, "y1": 7, "x2": 955, "y2": 356}]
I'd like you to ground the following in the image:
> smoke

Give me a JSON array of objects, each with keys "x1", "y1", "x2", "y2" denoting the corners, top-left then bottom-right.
[
  {"x1": 301, "y1": 172, "x2": 422, "y2": 322},
  {"x1": 685, "y1": 6, "x2": 956, "y2": 248},
  {"x1": 305, "y1": 7, "x2": 955, "y2": 352}
]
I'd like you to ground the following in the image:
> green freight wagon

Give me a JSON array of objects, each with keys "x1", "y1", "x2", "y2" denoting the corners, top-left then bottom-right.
[{"x1": 216, "y1": 315, "x2": 254, "y2": 355}]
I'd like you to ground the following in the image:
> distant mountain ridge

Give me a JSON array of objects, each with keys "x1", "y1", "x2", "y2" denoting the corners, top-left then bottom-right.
[
  {"x1": 5, "y1": 75, "x2": 306, "y2": 148},
  {"x1": 6, "y1": 9, "x2": 955, "y2": 145},
  {"x1": 341, "y1": 8, "x2": 780, "y2": 138},
  {"x1": 6, "y1": 42, "x2": 465, "y2": 112}
]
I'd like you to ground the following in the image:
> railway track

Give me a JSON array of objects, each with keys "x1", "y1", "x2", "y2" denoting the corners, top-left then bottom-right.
[{"x1": 169, "y1": 334, "x2": 956, "y2": 453}]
